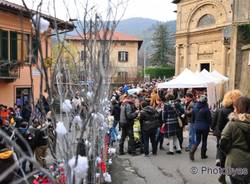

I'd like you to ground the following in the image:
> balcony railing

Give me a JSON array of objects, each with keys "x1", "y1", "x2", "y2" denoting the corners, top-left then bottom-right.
[{"x1": 0, "y1": 60, "x2": 20, "y2": 80}]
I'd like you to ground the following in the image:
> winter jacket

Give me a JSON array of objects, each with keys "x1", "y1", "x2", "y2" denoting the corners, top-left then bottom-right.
[
  {"x1": 21, "y1": 105, "x2": 32, "y2": 122},
  {"x1": 0, "y1": 149, "x2": 16, "y2": 183},
  {"x1": 16, "y1": 129, "x2": 35, "y2": 153},
  {"x1": 215, "y1": 105, "x2": 234, "y2": 137},
  {"x1": 34, "y1": 126, "x2": 48, "y2": 148},
  {"x1": 220, "y1": 113, "x2": 250, "y2": 181},
  {"x1": 119, "y1": 102, "x2": 138, "y2": 127},
  {"x1": 192, "y1": 102, "x2": 211, "y2": 131},
  {"x1": 140, "y1": 106, "x2": 161, "y2": 133},
  {"x1": 111, "y1": 102, "x2": 120, "y2": 121},
  {"x1": 184, "y1": 101, "x2": 194, "y2": 123},
  {"x1": 163, "y1": 101, "x2": 184, "y2": 137}
]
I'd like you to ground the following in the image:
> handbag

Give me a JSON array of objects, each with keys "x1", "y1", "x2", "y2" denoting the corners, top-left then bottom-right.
[
  {"x1": 177, "y1": 116, "x2": 183, "y2": 128},
  {"x1": 174, "y1": 107, "x2": 183, "y2": 128},
  {"x1": 160, "y1": 124, "x2": 167, "y2": 134}
]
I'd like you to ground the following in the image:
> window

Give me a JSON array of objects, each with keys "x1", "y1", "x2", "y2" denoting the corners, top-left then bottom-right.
[
  {"x1": 32, "y1": 36, "x2": 39, "y2": 64},
  {"x1": 118, "y1": 51, "x2": 128, "y2": 62},
  {"x1": 120, "y1": 42, "x2": 126, "y2": 46},
  {"x1": 16, "y1": 87, "x2": 31, "y2": 106},
  {"x1": 0, "y1": 30, "x2": 30, "y2": 63},
  {"x1": 200, "y1": 63, "x2": 210, "y2": 72},
  {"x1": 0, "y1": 30, "x2": 8, "y2": 61},
  {"x1": 197, "y1": 14, "x2": 215, "y2": 28},
  {"x1": 117, "y1": 71, "x2": 128, "y2": 79}
]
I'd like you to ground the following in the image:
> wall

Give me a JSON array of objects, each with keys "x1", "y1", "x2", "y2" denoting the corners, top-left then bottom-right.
[
  {"x1": 66, "y1": 39, "x2": 140, "y2": 79},
  {"x1": 234, "y1": 44, "x2": 250, "y2": 96},
  {"x1": 175, "y1": 0, "x2": 232, "y2": 76},
  {"x1": 0, "y1": 10, "x2": 50, "y2": 107},
  {"x1": 110, "y1": 41, "x2": 139, "y2": 78}
]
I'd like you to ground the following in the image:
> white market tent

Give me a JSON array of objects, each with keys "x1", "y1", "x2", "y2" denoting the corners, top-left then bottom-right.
[
  {"x1": 211, "y1": 70, "x2": 229, "y2": 82},
  {"x1": 157, "y1": 68, "x2": 229, "y2": 108},
  {"x1": 157, "y1": 68, "x2": 208, "y2": 89}
]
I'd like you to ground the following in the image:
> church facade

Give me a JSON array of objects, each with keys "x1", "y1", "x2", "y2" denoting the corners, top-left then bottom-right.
[{"x1": 173, "y1": 0, "x2": 233, "y2": 76}]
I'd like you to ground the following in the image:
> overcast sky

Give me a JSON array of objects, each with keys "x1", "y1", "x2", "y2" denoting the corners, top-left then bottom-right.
[{"x1": 10, "y1": 0, "x2": 177, "y2": 21}]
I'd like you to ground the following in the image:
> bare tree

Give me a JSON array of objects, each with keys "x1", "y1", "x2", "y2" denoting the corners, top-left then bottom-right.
[{"x1": 0, "y1": 0, "x2": 129, "y2": 183}]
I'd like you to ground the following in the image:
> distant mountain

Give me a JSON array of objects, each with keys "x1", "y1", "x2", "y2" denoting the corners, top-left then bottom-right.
[
  {"x1": 116, "y1": 18, "x2": 176, "y2": 53},
  {"x1": 116, "y1": 17, "x2": 176, "y2": 40}
]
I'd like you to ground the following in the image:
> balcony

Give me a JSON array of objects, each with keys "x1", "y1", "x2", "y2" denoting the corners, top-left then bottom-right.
[{"x1": 0, "y1": 61, "x2": 20, "y2": 81}]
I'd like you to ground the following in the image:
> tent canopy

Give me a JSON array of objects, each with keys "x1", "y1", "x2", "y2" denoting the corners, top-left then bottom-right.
[
  {"x1": 211, "y1": 70, "x2": 229, "y2": 82},
  {"x1": 157, "y1": 68, "x2": 228, "y2": 89},
  {"x1": 157, "y1": 68, "x2": 229, "y2": 108},
  {"x1": 157, "y1": 68, "x2": 208, "y2": 89}
]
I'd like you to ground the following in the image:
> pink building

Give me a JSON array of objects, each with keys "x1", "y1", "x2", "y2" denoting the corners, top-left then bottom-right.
[{"x1": 0, "y1": 0, "x2": 73, "y2": 107}]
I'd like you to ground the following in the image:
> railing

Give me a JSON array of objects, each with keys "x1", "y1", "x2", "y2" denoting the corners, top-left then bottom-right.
[
  {"x1": 0, "y1": 60, "x2": 20, "y2": 80},
  {"x1": 111, "y1": 77, "x2": 144, "y2": 84}
]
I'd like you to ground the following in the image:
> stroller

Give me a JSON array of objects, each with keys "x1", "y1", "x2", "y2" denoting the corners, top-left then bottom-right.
[{"x1": 133, "y1": 118, "x2": 143, "y2": 153}]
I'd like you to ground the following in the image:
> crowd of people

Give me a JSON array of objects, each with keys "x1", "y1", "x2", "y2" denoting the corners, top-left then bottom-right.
[
  {"x1": 109, "y1": 83, "x2": 250, "y2": 184},
  {"x1": 0, "y1": 82, "x2": 249, "y2": 184},
  {"x1": 0, "y1": 97, "x2": 50, "y2": 183}
]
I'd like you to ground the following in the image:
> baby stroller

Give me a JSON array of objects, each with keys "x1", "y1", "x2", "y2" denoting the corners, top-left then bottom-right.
[{"x1": 133, "y1": 119, "x2": 143, "y2": 153}]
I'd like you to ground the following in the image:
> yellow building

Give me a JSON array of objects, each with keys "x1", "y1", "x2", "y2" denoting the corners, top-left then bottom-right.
[
  {"x1": 65, "y1": 31, "x2": 143, "y2": 84},
  {"x1": 173, "y1": 0, "x2": 232, "y2": 76},
  {"x1": 0, "y1": 0, "x2": 73, "y2": 107}
]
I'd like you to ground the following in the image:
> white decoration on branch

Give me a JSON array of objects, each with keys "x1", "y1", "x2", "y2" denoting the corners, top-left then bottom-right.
[
  {"x1": 103, "y1": 172, "x2": 112, "y2": 183},
  {"x1": 108, "y1": 159, "x2": 112, "y2": 165},
  {"x1": 108, "y1": 148, "x2": 116, "y2": 155},
  {"x1": 73, "y1": 115, "x2": 82, "y2": 128},
  {"x1": 68, "y1": 155, "x2": 89, "y2": 178},
  {"x1": 96, "y1": 173, "x2": 100, "y2": 178},
  {"x1": 55, "y1": 121, "x2": 67, "y2": 135},
  {"x1": 85, "y1": 140, "x2": 91, "y2": 147},
  {"x1": 87, "y1": 91, "x2": 93, "y2": 99},
  {"x1": 62, "y1": 99, "x2": 72, "y2": 113}
]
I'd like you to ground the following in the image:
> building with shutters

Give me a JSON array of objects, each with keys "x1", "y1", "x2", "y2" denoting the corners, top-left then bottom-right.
[
  {"x1": 65, "y1": 31, "x2": 143, "y2": 84},
  {"x1": 0, "y1": 0, "x2": 73, "y2": 107}
]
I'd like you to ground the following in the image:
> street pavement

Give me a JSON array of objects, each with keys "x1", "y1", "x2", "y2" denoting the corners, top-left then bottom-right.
[{"x1": 111, "y1": 131, "x2": 230, "y2": 184}]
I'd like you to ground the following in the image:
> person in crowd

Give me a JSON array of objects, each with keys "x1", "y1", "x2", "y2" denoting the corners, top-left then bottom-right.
[
  {"x1": 16, "y1": 121, "x2": 35, "y2": 174},
  {"x1": 190, "y1": 95, "x2": 211, "y2": 161},
  {"x1": 214, "y1": 89, "x2": 242, "y2": 184},
  {"x1": 184, "y1": 93, "x2": 195, "y2": 152},
  {"x1": 14, "y1": 105, "x2": 22, "y2": 119},
  {"x1": 0, "y1": 105, "x2": 9, "y2": 126},
  {"x1": 33, "y1": 119, "x2": 48, "y2": 168},
  {"x1": 41, "y1": 95, "x2": 50, "y2": 114},
  {"x1": 0, "y1": 137, "x2": 17, "y2": 183},
  {"x1": 150, "y1": 88, "x2": 160, "y2": 108},
  {"x1": 163, "y1": 93, "x2": 183, "y2": 155},
  {"x1": 220, "y1": 96, "x2": 250, "y2": 184},
  {"x1": 139, "y1": 101, "x2": 161, "y2": 156},
  {"x1": 21, "y1": 101, "x2": 32, "y2": 122},
  {"x1": 175, "y1": 98, "x2": 185, "y2": 149},
  {"x1": 111, "y1": 97, "x2": 121, "y2": 130},
  {"x1": 119, "y1": 95, "x2": 139, "y2": 155},
  {"x1": 155, "y1": 99, "x2": 165, "y2": 150}
]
